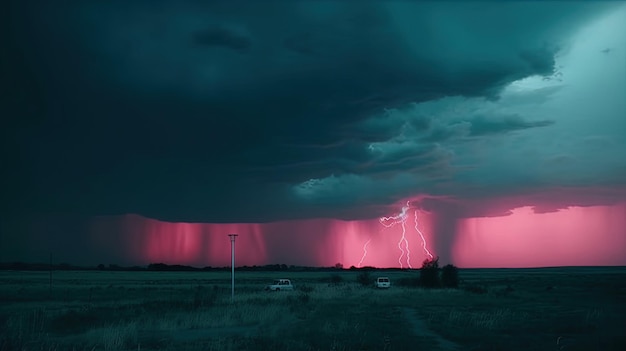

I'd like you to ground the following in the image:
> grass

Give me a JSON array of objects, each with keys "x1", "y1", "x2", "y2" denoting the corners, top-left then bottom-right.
[{"x1": 0, "y1": 267, "x2": 625, "y2": 350}]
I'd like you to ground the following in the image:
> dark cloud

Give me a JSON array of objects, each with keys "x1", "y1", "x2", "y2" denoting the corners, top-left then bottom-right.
[
  {"x1": 2, "y1": 0, "x2": 624, "y2": 223},
  {"x1": 467, "y1": 115, "x2": 554, "y2": 136},
  {"x1": 419, "y1": 186, "x2": 626, "y2": 219},
  {"x1": 192, "y1": 26, "x2": 252, "y2": 52},
  {"x1": 519, "y1": 45, "x2": 559, "y2": 75}
]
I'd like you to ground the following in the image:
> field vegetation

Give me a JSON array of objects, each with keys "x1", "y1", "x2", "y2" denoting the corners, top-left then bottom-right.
[{"x1": 1, "y1": 266, "x2": 625, "y2": 350}]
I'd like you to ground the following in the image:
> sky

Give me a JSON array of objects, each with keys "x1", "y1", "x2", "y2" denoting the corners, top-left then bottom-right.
[{"x1": 2, "y1": 0, "x2": 625, "y2": 268}]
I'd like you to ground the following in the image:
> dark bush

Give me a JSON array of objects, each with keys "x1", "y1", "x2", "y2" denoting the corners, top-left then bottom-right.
[
  {"x1": 441, "y1": 264, "x2": 459, "y2": 288},
  {"x1": 356, "y1": 270, "x2": 372, "y2": 286},
  {"x1": 419, "y1": 257, "x2": 440, "y2": 288}
]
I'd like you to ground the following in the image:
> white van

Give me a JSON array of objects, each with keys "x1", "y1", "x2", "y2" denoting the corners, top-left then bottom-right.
[
  {"x1": 265, "y1": 279, "x2": 294, "y2": 291},
  {"x1": 375, "y1": 277, "x2": 391, "y2": 289}
]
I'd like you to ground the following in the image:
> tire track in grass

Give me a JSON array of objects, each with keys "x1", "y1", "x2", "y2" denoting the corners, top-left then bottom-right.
[{"x1": 400, "y1": 307, "x2": 460, "y2": 351}]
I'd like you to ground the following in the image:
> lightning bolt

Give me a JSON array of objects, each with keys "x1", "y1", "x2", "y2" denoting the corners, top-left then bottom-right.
[
  {"x1": 357, "y1": 238, "x2": 371, "y2": 268},
  {"x1": 401, "y1": 224, "x2": 410, "y2": 268},
  {"x1": 379, "y1": 201, "x2": 412, "y2": 269},
  {"x1": 414, "y1": 210, "x2": 434, "y2": 260},
  {"x1": 367, "y1": 201, "x2": 435, "y2": 269}
]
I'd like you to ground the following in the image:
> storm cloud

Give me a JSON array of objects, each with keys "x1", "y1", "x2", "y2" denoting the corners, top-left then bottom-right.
[{"x1": 3, "y1": 0, "x2": 625, "y2": 225}]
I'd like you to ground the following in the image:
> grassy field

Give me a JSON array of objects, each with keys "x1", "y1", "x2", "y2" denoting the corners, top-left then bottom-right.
[{"x1": 1, "y1": 267, "x2": 625, "y2": 350}]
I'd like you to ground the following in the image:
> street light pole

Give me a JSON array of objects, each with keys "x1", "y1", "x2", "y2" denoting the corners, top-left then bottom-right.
[{"x1": 228, "y1": 234, "x2": 238, "y2": 302}]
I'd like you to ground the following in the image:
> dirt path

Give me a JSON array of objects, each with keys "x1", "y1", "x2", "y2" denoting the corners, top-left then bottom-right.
[
  {"x1": 139, "y1": 309, "x2": 460, "y2": 349},
  {"x1": 400, "y1": 308, "x2": 460, "y2": 351}
]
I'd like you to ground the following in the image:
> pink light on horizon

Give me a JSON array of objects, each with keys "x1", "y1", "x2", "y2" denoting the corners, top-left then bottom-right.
[
  {"x1": 91, "y1": 216, "x2": 268, "y2": 267},
  {"x1": 89, "y1": 213, "x2": 437, "y2": 268},
  {"x1": 84, "y1": 203, "x2": 626, "y2": 269},
  {"x1": 452, "y1": 204, "x2": 626, "y2": 268}
]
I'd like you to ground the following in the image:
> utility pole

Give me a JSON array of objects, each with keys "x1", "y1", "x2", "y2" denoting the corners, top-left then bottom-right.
[
  {"x1": 49, "y1": 253, "x2": 52, "y2": 297},
  {"x1": 228, "y1": 234, "x2": 238, "y2": 302}
]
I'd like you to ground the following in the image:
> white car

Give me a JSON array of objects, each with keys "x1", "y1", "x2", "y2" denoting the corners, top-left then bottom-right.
[
  {"x1": 375, "y1": 277, "x2": 391, "y2": 289},
  {"x1": 265, "y1": 279, "x2": 294, "y2": 291}
]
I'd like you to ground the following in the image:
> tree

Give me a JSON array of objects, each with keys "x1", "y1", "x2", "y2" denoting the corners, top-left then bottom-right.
[
  {"x1": 441, "y1": 264, "x2": 459, "y2": 288},
  {"x1": 357, "y1": 270, "x2": 372, "y2": 286},
  {"x1": 420, "y1": 257, "x2": 440, "y2": 288}
]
